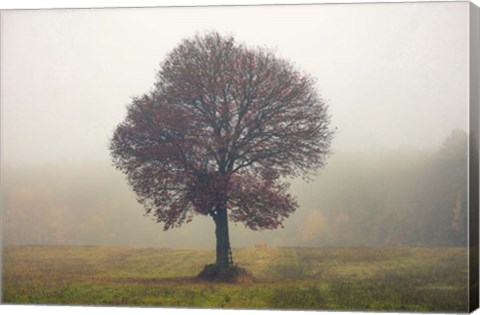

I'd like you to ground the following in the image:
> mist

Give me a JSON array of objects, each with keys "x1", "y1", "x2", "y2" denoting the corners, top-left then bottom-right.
[
  {"x1": 2, "y1": 129, "x2": 468, "y2": 248},
  {"x1": 1, "y1": 3, "x2": 470, "y2": 248}
]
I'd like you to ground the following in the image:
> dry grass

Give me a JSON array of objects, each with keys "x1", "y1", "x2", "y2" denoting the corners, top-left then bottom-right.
[{"x1": 2, "y1": 245, "x2": 469, "y2": 311}]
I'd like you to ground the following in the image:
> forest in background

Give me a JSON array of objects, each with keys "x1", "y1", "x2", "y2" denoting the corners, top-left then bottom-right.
[{"x1": 2, "y1": 129, "x2": 468, "y2": 248}]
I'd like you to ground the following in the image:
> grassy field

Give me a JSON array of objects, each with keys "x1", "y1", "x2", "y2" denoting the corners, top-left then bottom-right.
[{"x1": 2, "y1": 246, "x2": 468, "y2": 312}]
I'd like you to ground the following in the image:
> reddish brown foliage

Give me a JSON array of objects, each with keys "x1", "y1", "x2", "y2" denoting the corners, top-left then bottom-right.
[{"x1": 110, "y1": 32, "x2": 333, "y2": 231}]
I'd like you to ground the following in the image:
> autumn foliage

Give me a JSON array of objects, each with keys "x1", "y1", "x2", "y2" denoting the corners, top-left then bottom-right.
[{"x1": 110, "y1": 32, "x2": 333, "y2": 269}]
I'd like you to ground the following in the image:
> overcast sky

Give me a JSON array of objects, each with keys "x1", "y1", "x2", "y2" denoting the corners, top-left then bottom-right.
[{"x1": 1, "y1": 2, "x2": 469, "y2": 167}]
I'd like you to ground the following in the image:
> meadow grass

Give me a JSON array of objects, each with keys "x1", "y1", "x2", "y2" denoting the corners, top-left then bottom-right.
[{"x1": 2, "y1": 246, "x2": 468, "y2": 312}]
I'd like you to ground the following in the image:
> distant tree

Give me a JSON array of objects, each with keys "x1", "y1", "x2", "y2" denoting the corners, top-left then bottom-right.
[
  {"x1": 109, "y1": 32, "x2": 333, "y2": 272},
  {"x1": 427, "y1": 129, "x2": 468, "y2": 245}
]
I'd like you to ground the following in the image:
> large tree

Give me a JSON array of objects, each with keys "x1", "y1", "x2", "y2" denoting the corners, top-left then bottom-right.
[{"x1": 110, "y1": 32, "x2": 333, "y2": 270}]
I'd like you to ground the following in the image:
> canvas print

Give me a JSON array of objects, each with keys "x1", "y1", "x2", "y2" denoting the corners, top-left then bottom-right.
[{"x1": 1, "y1": 1, "x2": 479, "y2": 313}]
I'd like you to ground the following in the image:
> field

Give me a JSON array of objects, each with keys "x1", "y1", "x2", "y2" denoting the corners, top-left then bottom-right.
[{"x1": 2, "y1": 246, "x2": 468, "y2": 312}]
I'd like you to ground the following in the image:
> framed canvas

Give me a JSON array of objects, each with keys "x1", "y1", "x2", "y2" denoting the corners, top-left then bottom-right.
[{"x1": 1, "y1": 1, "x2": 479, "y2": 314}]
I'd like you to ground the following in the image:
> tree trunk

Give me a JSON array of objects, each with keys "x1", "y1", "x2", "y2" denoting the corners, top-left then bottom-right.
[{"x1": 213, "y1": 206, "x2": 232, "y2": 269}]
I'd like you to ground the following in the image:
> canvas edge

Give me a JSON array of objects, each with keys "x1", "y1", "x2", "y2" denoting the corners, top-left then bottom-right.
[
  {"x1": 0, "y1": 9, "x2": 4, "y2": 305},
  {"x1": 469, "y1": 1, "x2": 480, "y2": 313}
]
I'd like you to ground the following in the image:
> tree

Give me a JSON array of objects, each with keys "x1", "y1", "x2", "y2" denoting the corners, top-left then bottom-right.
[
  {"x1": 423, "y1": 129, "x2": 468, "y2": 246},
  {"x1": 109, "y1": 32, "x2": 333, "y2": 271}
]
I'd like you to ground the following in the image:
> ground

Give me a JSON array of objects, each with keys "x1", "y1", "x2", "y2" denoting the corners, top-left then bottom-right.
[{"x1": 1, "y1": 246, "x2": 469, "y2": 312}]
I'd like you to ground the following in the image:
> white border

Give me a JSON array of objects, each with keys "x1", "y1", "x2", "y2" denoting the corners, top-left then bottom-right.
[{"x1": 0, "y1": 0, "x2": 477, "y2": 10}]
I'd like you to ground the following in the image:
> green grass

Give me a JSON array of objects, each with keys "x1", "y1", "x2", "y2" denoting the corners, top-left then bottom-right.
[{"x1": 2, "y1": 246, "x2": 468, "y2": 312}]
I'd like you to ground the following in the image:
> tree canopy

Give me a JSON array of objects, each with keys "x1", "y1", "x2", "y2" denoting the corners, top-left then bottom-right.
[{"x1": 110, "y1": 32, "x2": 333, "y2": 232}]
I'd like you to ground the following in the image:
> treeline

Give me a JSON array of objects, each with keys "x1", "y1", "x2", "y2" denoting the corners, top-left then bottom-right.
[
  {"x1": 297, "y1": 129, "x2": 468, "y2": 247},
  {"x1": 1, "y1": 130, "x2": 468, "y2": 248},
  {"x1": 2, "y1": 164, "x2": 176, "y2": 247}
]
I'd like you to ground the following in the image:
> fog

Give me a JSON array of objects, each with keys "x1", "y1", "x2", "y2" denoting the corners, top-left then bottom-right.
[
  {"x1": 2, "y1": 131, "x2": 468, "y2": 247},
  {"x1": 1, "y1": 3, "x2": 470, "y2": 248}
]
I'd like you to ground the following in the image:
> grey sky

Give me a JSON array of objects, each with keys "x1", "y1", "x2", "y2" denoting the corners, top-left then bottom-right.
[{"x1": 1, "y1": 2, "x2": 469, "y2": 167}]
